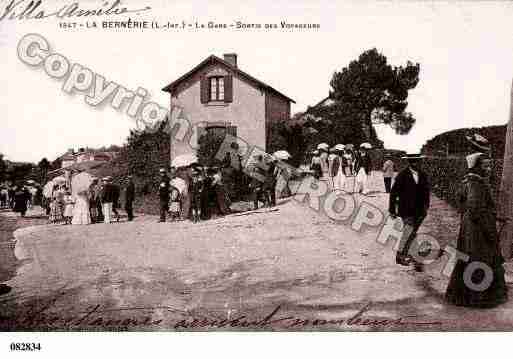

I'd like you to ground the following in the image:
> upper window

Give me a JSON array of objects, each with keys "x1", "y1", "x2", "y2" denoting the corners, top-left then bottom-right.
[{"x1": 209, "y1": 77, "x2": 225, "y2": 101}]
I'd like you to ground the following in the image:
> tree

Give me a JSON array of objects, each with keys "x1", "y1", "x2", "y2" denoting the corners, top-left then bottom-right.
[
  {"x1": 330, "y1": 48, "x2": 420, "y2": 138},
  {"x1": 37, "y1": 158, "x2": 50, "y2": 184}
]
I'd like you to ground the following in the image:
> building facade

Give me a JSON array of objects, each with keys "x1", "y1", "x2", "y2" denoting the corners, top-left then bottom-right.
[{"x1": 162, "y1": 54, "x2": 294, "y2": 164}]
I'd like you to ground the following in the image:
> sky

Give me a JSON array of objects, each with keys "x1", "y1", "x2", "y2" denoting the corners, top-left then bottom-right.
[{"x1": 1, "y1": 0, "x2": 512, "y2": 163}]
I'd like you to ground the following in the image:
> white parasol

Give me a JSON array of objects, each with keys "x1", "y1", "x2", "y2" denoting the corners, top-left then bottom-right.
[
  {"x1": 171, "y1": 153, "x2": 198, "y2": 168},
  {"x1": 273, "y1": 150, "x2": 291, "y2": 160},
  {"x1": 334, "y1": 144, "x2": 346, "y2": 151},
  {"x1": 71, "y1": 172, "x2": 95, "y2": 196},
  {"x1": 43, "y1": 182, "x2": 54, "y2": 198},
  {"x1": 317, "y1": 143, "x2": 329, "y2": 150},
  {"x1": 360, "y1": 142, "x2": 372, "y2": 149},
  {"x1": 51, "y1": 176, "x2": 67, "y2": 184}
]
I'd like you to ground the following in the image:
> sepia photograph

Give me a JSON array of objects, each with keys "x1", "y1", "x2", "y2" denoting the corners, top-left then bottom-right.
[{"x1": 1, "y1": 0, "x2": 513, "y2": 355}]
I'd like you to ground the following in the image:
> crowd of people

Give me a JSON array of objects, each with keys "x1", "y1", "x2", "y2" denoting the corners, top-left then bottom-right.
[
  {"x1": 309, "y1": 143, "x2": 373, "y2": 194},
  {"x1": 2, "y1": 134, "x2": 508, "y2": 309},
  {"x1": 44, "y1": 176, "x2": 122, "y2": 225},
  {"x1": 0, "y1": 183, "x2": 42, "y2": 217}
]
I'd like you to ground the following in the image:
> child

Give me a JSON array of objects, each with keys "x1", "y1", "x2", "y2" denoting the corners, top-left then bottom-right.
[
  {"x1": 62, "y1": 189, "x2": 75, "y2": 224},
  {"x1": 168, "y1": 185, "x2": 181, "y2": 222}
]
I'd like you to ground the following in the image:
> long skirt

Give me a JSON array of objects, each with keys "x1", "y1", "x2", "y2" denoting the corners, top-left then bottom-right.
[
  {"x1": 333, "y1": 167, "x2": 347, "y2": 191},
  {"x1": 446, "y1": 214, "x2": 508, "y2": 308},
  {"x1": 72, "y1": 195, "x2": 91, "y2": 225},
  {"x1": 446, "y1": 261, "x2": 507, "y2": 308},
  {"x1": 355, "y1": 168, "x2": 369, "y2": 194},
  {"x1": 49, "y1": 201, "x2": 63, "y2": 223}
]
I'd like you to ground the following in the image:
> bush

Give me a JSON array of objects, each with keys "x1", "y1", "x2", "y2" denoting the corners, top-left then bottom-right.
[
  {"x1": 421, "y1": 125, "x2": 507, "y2": 159},
  {"x1": 420, "y1": 157, "x2": 504, "y2": 208}
]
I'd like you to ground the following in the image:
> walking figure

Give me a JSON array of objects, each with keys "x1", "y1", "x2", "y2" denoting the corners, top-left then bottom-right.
[{"x1": 389, "y1": 154, "x2": 430, "y2": 271}]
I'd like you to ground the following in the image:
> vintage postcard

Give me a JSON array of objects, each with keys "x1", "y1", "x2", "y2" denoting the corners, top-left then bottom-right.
[{"x1": 1, "y1": 0, "x2": 513, "y2": 353}]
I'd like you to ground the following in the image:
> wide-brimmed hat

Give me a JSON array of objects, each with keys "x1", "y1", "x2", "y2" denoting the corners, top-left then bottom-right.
[
  {"x1": 466, "y1": 133, "x2": 490, "y2": 152},
  {"x1": 401, "y1": 154, "x2": 425, "y2": 161},
  {"x1": 317, "y1": 143, "x2": 329, "y2": 150}
]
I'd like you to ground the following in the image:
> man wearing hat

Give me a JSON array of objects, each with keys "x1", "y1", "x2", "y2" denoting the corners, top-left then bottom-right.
[
  {"x1": 389, "y1": 154, "x2": 431, "y2": 270},
  {"x1": 124, "y1": 175, "x2": 135, "y2": 221},
  {"x1": 158, "y1": 168, "x2": 170, "y2": 222}
]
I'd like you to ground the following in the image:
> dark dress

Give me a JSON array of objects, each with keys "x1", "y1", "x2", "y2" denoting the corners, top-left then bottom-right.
[
  {"x1": 13, "y1": 188, "x2": 30, "y2": 216},
  {"x1": 445, "y1": 173, "x2": 508, "y2": 308},
  {"x1": 200, "y1": 176, "x2": 214, "y2": 220}
]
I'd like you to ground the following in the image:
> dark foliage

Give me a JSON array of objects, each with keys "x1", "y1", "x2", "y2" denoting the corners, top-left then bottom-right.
[
  {"x1": 330, "y1": 48, "x2": 420, "y2": 136},
  {"x1": 421, "y1": 125, "x2": 507, "y2": 159}
]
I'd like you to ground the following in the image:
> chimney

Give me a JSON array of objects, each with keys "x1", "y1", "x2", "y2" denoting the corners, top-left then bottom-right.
[{"x1": 223, "y1": 53, "x2": 237, "y2": 68}]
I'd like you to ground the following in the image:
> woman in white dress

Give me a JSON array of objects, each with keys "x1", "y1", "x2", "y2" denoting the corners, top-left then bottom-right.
[
  {"x1": 71, "y1": 189, "x2": 91, "y2": 225},
  {"x1": 355, "y1": 148, "x2": 372, "y2": 194},
  {"x1": 319, "y1": 148, "x2": 331, "y2": 190},
  {"x1": 331, "y1": 145, "x2": 347, "y2": 191}
]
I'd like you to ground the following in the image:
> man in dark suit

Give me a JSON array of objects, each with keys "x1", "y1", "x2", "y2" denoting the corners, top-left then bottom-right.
[
  {"x1": 111, "y1": 179, "x2": 121, "y2": 222},
  {"x1": 100, "y1": 177, "x2": 115, "y2": 224},
  {"x1": 389, "y1": 154, "x2": 431, "y2": 271},
  {"x1": 125, "y1": 175, "x2": 135, "y2": 221}
]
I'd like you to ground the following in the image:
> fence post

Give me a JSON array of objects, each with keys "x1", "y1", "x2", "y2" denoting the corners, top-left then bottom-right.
[{"x1": 499, "y1": 80, "x2": 513, "y2": 259}]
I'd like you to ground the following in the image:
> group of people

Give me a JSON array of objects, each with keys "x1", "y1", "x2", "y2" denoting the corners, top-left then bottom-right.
[
  {"x1": 158, "y1": 166, "x2": 232, "y2": 223},
  {"x1": 387, "y1": 148, "x2": 507, "y2": 308},
  {"x1": 1, "y1": 184, "x2": 42, "y2": 216},
  {"x1": 45, "y1": 176, "x2": 123, "y2": 225},
  {"x1": 310, "y1": 143, "x2": 372, "y2": 194}
]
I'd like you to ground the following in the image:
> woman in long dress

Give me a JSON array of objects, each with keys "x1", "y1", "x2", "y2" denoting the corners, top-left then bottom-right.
[
  {"x1": 310, "y1": 151, "x2": 322, "y2": 180},
  {"x1": 72, "y1": 190, "x2": 91, "y2": 225},
  {"x1": 445, "y1": 153, "x2": 508, "y2": 308},
  {"x1": 355, "y1": 149, "x2": 371, "y2": 194},
  {"x1": 49, "y1": 185, "x2": 64, "y2": 223},
  {"x1": 332, "y1": 149, "x2": 347, "y2": 191},
  {"x1": 63, "y1": 190, "x2": 75, "y2": 224},
  {"x1": 13, "y1": 185, "x2": 30, "y2": 217}
]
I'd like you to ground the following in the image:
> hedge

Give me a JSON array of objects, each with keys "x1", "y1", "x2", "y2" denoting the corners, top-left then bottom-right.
[
  {"x1": 421, "y1": 125, "x2": 507, "y2": 159},
  {"x1": 419, "y1": 157, "x2": 504, "y2": 209}
]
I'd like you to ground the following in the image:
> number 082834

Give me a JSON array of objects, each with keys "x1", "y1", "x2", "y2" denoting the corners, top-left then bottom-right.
[{"x1": 10, "y1": 343, "x2": 42, "y2": 351}]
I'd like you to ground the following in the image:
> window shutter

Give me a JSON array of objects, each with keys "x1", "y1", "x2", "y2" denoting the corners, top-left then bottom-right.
[
  {"x1": 224, "y1": 75, "x2": 233, "y2": 103},
  {"x1": 200, "y1": 76, "x2": 209, "y2": 103}
]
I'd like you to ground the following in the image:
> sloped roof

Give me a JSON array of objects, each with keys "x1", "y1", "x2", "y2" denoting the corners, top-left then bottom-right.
[
  {"x1": 162, "y1": 55, "x2": 295, "y2": 103},
  {"x1": 312, "y1": 95, "x2": 335, "y2": 109}
]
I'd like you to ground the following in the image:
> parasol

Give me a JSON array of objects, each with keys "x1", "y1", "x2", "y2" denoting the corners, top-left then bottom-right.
[
  {"x1": 171, "y1": 153, "x2": 198, "y2": 168},
  {"x1": 360, "y1": 142, "x2": 372, "y2": 149},
  {"x1": 334, "y1": 144, "x2": 346, "y2": 151},
  {"x1": 43, "y1": 181, "x2": 55, "y2": 198},
  {"x1": 51, "y1": 176, "x2": 67, "y2": 184},
  {"x1": 71, "y1": 172, "x2": 95, "y2": 196},
  {"x1": 273, "y1": 150, "x2": 291, "y2": 160}
]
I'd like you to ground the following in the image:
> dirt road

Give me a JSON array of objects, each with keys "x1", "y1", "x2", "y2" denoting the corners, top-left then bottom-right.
[{"x1": 1, "y1": 173, "x2": 512, "y2": 331}]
